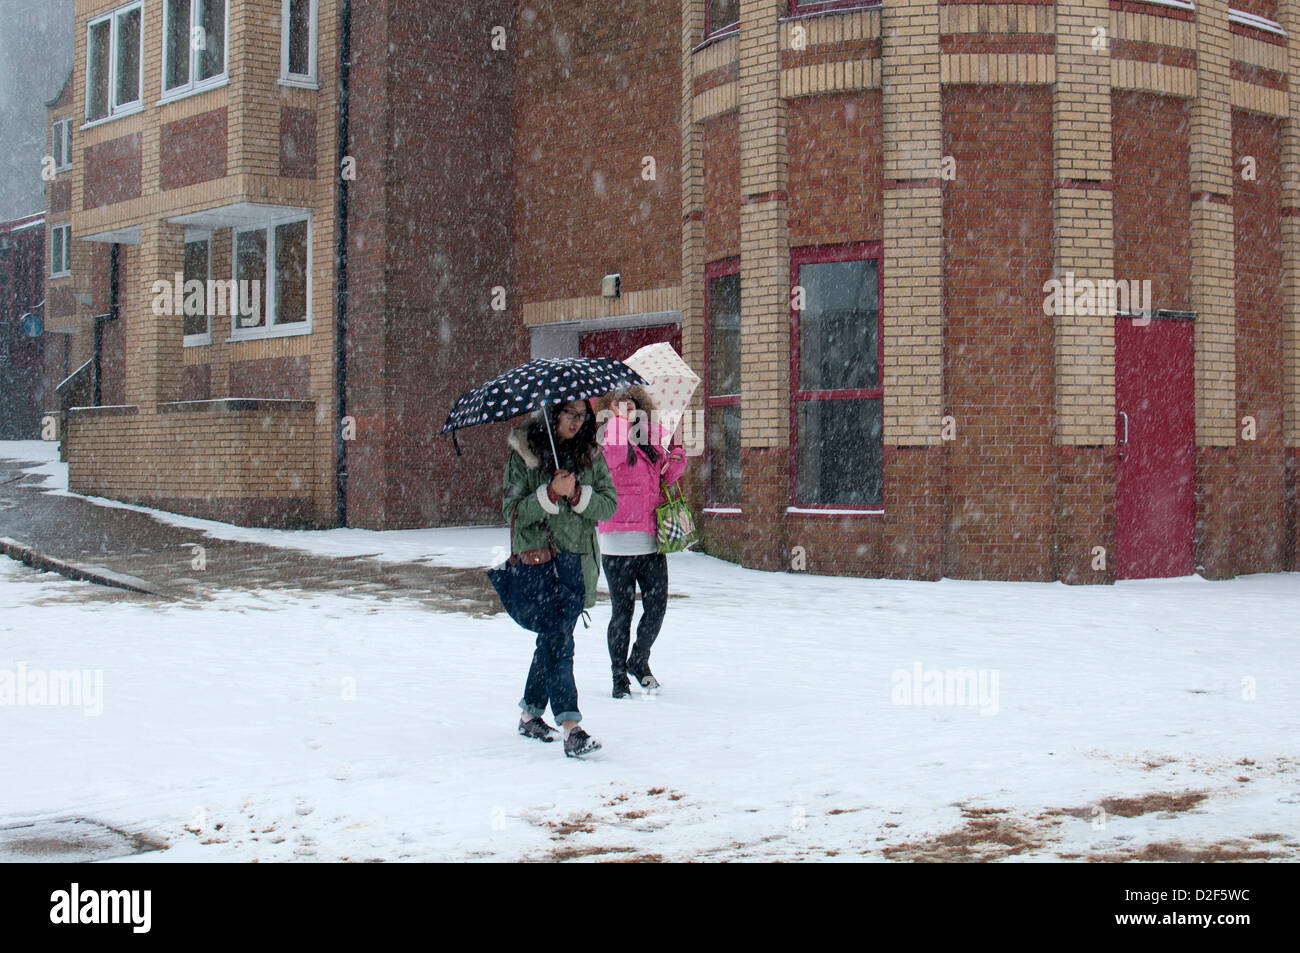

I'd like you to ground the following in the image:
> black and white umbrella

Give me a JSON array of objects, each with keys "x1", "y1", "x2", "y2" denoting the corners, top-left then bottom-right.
[{"x1": 441, "y1": 357, "x2": 647, "y2": 458}]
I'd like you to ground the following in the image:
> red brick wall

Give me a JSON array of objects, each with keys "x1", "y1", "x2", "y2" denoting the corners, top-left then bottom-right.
[
  {"x1": 1231, "y1": 0, "x2": 1277, "y2": 21},
  {"x1": 512, "y1": 0, "x2": 681, "y2": 303},
  {"x1": 1233, "y1": 109, "x2": 1285, "y2": 574},
  {"x1": 181, "y1": 364, "x2": 211, "y2": 402},
  {"x1": 942, "y1": 85, "x2": 1055, "y2": 580},
  {"x1": 279, "y1": 106, "x2": 316, "y2": 179},
  {"x1": 159, "y1": 109, "x2": 227, "y2": 191},
  {"x1": 787, "y1": 91, "x2": 882, "y2": 247},
  {"x1": 228, "y1": 356, "x2": 309, "y2": 400},
  {"x1": 1113, "y1": 92, "x2": 1190, "y2": 311},
  {"x1": 344, "y1": 0, "x2": 516, "y2": 529},
  {"x1": 702, "y1": 113, "x2": 740, "y2": 264},
  {"x1": 83, "y1": 133, "x2": 142, "y2": 210}
]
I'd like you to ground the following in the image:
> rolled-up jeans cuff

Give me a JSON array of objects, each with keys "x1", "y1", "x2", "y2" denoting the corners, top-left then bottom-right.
[
  {"x1": 553, "y1": 710, "x2": 581, "y2": 725},
  {"x1": 519, "y1": 700, "x2": 546, "y2": 718}
]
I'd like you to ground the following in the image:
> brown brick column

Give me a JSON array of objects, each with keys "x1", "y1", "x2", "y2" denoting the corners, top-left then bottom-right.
[
  {"x1": 737, "y1": 0, "x2": 789, "y2": 571},
  {"x1": 1052, "y1": 0, "x2": 1115, "y2": 583},
  {"x1": 1190, "y1": 0, "x2": 1237, "y2": 578},
  {"x1": 125, "y1": 220, "x2": 186, "y2": 410}
]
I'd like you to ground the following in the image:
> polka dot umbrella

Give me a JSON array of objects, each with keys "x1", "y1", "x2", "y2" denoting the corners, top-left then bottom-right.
[{"x1": 441, "y1": 357, "x2": 648, "y2": 458}]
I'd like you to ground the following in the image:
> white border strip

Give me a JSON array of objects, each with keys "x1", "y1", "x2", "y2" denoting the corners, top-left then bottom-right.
[
  {"x1": 1229, "y1": 9, "x2": 1287, "y2": 36},
  {"x1": 787, "y1": 506, "x2": 884, "y2": 516}
]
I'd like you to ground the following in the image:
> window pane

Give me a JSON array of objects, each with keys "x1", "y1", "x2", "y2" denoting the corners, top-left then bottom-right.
[
  {"x1": 274, "y1": 220, "x2": 308, "y2": 325},
  {"x1": 61, "y1": 122, "x2": 72, "y2": 167},
  {"x1": 62, "y1": 227, "x2": 71, "y2": 272},
  {"x1": 87, "y1": 20, "x2": 111, "y2": 120},
  {"x1": 115, "y1": 7, "x2": 141, "y2": 107},
  {"x1": 708, "y1": 405, "x2": 742, "y2": 505},
  {"x1": 708, "y1": 272, "x2": 740, "y2": 396},
  {"x1": 288, "y1": 0, "x2": 311, "y2": 75},
  {"x1": 198, "y1": 0, "x2": 225, "y2": 81},
  {"x1": 235, "y1": 229, "x2": 267, "y2": 328},
  {"x1": 183, "y1": 238, "x2": 209, "y2": 337},
  {"x1": 165, "y1": 0, "x2": 191, "y2": 89},
  {"x1": 796, "y1": 398, "x2": 882, "y2": 505},
  {"x1": 710, "y1": 0, "x2": 739, "y2": 31},
  {"x1": 797, "y1": 258, "x2": 878, "y2": 391},
  {"x1": 51, "y1": 228, "x2": 64, "y2": 275}
]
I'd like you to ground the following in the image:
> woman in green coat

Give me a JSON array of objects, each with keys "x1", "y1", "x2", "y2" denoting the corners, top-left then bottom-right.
[{"x1": 504, "y1": 398, "x2": 617, "y2": 758}]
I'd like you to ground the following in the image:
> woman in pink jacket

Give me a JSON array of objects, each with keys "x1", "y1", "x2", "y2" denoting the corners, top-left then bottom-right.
[{"x1": 598, "y1": 387, "x2": 688, "y2": 698}]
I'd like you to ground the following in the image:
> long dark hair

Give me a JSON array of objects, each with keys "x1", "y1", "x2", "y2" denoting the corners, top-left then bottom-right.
[{"x1": 527, "y1": 399, "x2": 598, "y2": 475}]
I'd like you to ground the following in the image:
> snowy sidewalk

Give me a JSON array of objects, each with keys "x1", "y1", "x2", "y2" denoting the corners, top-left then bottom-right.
[
  {"x1": 1, "y1": 440, "x2": 1298, "y2": 862},
  {"x1": 0, "y1": 441, "x2": 500, "y2": 614}
]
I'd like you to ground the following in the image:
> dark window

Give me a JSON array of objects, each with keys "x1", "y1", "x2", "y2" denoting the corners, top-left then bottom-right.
[
  {"x1": 183, "y1": 237, "x2": 209, "y2": 339},
  {"x1": 706, "y1": 263, "x2": 741, "y2": 505},
  {"x1": 287, "y1": 0, "x2": 313, "y2": 76},
  {"x1": 791, "y1": 245, "x2": 883, "y2": 506},
  {"x1": 274, "y1": 220, "x2": 308, "y2": 326},
  {"x1": 114, "y1": 6, "x2": 141, "y2": 107},
  {"x1": 706, "y1": 1, "x2": 739, "y2": 38},
  {"x1": 87, "y1": 19, "x2": 112, "y2": 120}
]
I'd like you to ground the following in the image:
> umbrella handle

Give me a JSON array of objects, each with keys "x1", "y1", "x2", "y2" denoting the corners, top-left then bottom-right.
[{"x1": 544, "y1": 405, "x2": 559, "y2": 470}]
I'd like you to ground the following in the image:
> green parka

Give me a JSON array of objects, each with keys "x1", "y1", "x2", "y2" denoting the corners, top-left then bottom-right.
[{"x1": 502, "y1": 424, "x2": 618, "y2": 609}]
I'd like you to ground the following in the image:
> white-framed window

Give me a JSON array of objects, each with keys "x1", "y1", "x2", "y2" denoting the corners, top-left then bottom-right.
[
  {"x1": 231, "y1": 213, "x2": 311, "y2": 339},
  {"x1": 86, "y1": 2, "x2": 144, "y2": 123},
  {"x1": 280, "y1": 0, "x2": 318, "y2": 88},
  {"x1": 51, "y1": 119, "x2": 73, "y2": 171},
  {"x1": 50, "y1": 224, "x2": 72, "y2": 278},
  {"x1": 163, "y1": 0, "x2": 228, "y2": 99},
  {"x1": 182, "y1": 229, "x2": 212, "y2": 346}
]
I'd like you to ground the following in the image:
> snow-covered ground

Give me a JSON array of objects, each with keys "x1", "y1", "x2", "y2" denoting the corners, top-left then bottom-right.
[{"x1": 1, "y1": 441, "x2": 1297, "y2": 861}]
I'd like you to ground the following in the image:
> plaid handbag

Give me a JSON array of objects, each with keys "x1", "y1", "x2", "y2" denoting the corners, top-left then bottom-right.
[{"x1": 655, "y1": 480, "x2": 699, "y2": 554}]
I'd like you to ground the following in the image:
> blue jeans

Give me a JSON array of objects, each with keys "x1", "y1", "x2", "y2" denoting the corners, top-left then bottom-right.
[{"x1": 518, "y1": 551, "x2": 583, "y2": 724}]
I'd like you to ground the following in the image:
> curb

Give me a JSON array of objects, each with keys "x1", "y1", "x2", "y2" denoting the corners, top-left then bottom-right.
[{"x1": 0, "y1": 536, "x2": 166, "y2": 597}]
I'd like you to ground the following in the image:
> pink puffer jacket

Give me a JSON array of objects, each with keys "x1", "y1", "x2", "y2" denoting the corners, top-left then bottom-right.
[{"x1": 598, "y1": 415, "x2": 688, "y2": 535}]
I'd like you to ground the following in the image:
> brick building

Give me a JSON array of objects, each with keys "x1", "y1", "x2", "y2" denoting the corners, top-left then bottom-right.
[
  {"x1": 45, "y1": 0, "x2": 1300, "y2": 582},
  {"x1": 0, "y1": 214, "x2": 46, "y2": 439}
]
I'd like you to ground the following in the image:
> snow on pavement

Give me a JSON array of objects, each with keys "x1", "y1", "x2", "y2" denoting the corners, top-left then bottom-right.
[{"x1": 2, "y1": 536, "x2": 1298, "y2": 861}]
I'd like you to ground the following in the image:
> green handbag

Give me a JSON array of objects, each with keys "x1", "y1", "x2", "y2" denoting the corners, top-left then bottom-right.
[{"x1": 656, "y1": 480, "x2": 700, "y2": 554}]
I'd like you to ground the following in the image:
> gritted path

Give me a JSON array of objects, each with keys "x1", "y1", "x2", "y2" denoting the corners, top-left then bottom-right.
[{"x1": 0, "y1": 453, "x2": 502, "y2": 613}]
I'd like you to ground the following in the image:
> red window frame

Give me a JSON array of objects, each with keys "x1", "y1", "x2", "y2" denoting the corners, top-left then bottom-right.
[
  {"x1": 704, "y1": 1, "x2": 740, "y2": 40},
  {"x1": 788, "y1": 1, "x2": 881, "y2": 16},
  {"x1": 705, "y1": 257, "x2": 742, "y2": 507},
  {"x1": 789, "y1": 240, "x2": 884, "y2": 509}
]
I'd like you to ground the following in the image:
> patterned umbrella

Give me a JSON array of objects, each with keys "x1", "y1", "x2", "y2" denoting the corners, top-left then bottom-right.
[
  {"x1": 441, "y1": 356, "x2": 647, "y2": 456},
  {"x1": 623, "y1": 342, "x2": 701, "y2": 442}
]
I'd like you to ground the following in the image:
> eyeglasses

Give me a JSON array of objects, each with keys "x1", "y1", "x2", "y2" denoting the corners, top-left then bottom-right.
[{"x1": 559, "y1": 409, "x2": 589, "y2": 422}]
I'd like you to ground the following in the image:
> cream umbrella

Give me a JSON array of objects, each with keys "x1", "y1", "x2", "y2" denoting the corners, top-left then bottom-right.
[{"x1": 622, "y1": 342, "x2": 701, "y2": 443}]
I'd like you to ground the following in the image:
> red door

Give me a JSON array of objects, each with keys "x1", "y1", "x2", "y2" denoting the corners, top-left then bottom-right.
[
  {"x1": 578, "y1": 323, "x2": 681, "y2": 360},
  {"x1": 1114, "y1": 317, "x2": 1195, "y2": 578}
]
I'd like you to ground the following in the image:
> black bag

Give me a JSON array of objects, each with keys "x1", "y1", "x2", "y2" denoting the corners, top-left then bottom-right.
[{"x1": 487, "y1": 506, "x2": 585, "y2": 633}]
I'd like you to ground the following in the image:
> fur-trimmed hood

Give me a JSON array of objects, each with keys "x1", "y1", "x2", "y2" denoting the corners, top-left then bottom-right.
[{"x1": 508, "y1": 424, "x2": 540, "y2": 470}]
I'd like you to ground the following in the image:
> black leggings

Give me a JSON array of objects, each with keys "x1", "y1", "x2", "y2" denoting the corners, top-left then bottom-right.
[{"x1": 601, "y1": 553, "x2": 668, "y2": 679}]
